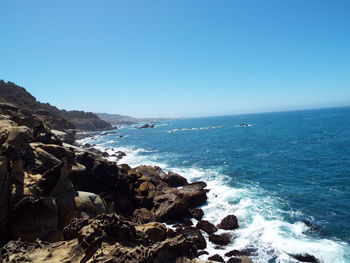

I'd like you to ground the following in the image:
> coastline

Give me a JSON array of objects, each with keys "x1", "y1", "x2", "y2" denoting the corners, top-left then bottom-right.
[
  {"x1": 1, "y1": 99, "x2": 349, "y2": 262},
  {"x1": 0, "y1": 102, "x2": 252, "y2": 263}
]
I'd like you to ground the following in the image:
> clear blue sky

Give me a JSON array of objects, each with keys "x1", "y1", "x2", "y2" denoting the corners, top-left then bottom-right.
[{"x1": 1, "y1": 0, "x2": 349, "y2": 118}]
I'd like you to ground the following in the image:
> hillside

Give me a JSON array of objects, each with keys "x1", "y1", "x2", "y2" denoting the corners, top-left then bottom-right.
[
  {"x1": 0, "y1": 80, "x2": 112, "y2": 131},
  {"x1": 96, "y1": 112, "x2": 173, "y2": 125}
]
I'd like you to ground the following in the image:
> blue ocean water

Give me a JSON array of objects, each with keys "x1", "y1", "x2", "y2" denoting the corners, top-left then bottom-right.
[{"x1": 79, "y1": 107, "x2": 350, "y2": 263}]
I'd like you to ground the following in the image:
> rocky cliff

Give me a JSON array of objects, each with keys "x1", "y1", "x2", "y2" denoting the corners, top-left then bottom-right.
[{"x1": 0, "y1": 80, "x2": 112, "y2": 131}]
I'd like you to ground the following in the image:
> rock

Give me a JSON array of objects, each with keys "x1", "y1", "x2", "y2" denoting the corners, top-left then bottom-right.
[
  {"x1": 240, "y1": 256, "x2": 253, "y2": 263},
  {"x1": 0, "y1": 239, "x2": 84, "y2": 263},
  {"x1": 196, "y1": 220, "x2": 218, "y2": 234},
  {"x1": 209, "y1": 233, "x2": 231, "y2": 246},
  {"x1": 176, "y1": 258, "x2": 211, "y2": 263},
  {"x1": 179, "y1": 226, "x2": 207, "y2": 250},
  {"x1": 291, "y1": 254, "x2": 319, "y2": 262},
  {"x1": 51, "y1": 129, "x2": 75, "y2": 144},
  {"x1": 166, "y1": 182, "x2": 208, "y2": 208},
  {"x1": 138, "y1": 124, "x2": 155, "y2": 129},
  {"x1": 62, "y1": 213, "x2": 197, "y2": 262},
  {"x1": 133, "y1": 208, "x2": 155, "y2": 224},
  {"x1": 197, "y1": 250, "x2": 209, "y2": 256},
  {"x1": 225, "y1": 250, "x2": 250, "y2": 257},
  {"x1": 182, "y1": 218, "x2": 194, "y2": 226},
  {"x1": 74, "y1": 191, "x2": 109, "y2": 218},
  {"x1": 208, "y1": 254, "x2": 224, "y2": 262},
  {"x1": 113, "y1": 196, "x2": 134, "y2": 217},
  {"x1": 129, "y1": 165, "x2": 167, "y2": 189},
  {"x1": 137, "y1": 181, "x2": 156, "y2": 196},
  {"x1": 190, "y1": 208, "x2": 204, "y2": 220},
  {"x1": 135, "y1": 222, "x2": 167, "y2": 242},
  {"x1": 3, "y1": 126, "x2": 31, "y2": 149},
  {"x1": 101, "y1": 151, "x2": 109, "y2": 157},
  {"x1": 163, "y1": 171, "x2": 189, "y2": 187},
  {"x1": 115, "y1": 150, "x2": 126, "y2": 159},
  {"x1": 152, "y1": 193, "x2": 190, "y2": 221},
  {"x1": 227, "y1": 258, "x2": 241, "y2": 263},
  {"x1": 217, "y1": 215, "x2": 239, "y2": 230},
  {"x1": 9, "y1": 196, "x2": 61, "y2": 242},
  {"x1": 0, "y1": 155, "x2": 9, "y2": 233}
]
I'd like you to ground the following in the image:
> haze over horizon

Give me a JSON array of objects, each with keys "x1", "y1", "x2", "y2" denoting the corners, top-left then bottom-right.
[{"x1": 1, "y1": 0, "x2": 350, "y2": 118}]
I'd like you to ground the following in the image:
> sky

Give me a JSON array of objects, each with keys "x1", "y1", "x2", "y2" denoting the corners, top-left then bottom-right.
[{"x1": 1, "y1": 0, "x2": 349, "y2": 118}]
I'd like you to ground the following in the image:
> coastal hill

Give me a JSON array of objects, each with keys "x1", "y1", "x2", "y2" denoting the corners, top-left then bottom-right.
[
  {"x1": 96, "y1": 112, "x2": 176, "y2": 125},
  {"x1": 0, "y1": 80, "x2": 112, "y2": 131}
]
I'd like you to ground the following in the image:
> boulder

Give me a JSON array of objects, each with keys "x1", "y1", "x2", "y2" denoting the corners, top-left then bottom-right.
[
  {"x1": 227, "y1": 258, "x2": 241, "y2": 263},
  {"x1": 133, "y1": 208, "x2": 155, "y2": 224},
  {"x1": 179, "y1": 226, "x2": 207, "y2": 250},
  {"x1": 138, "y1": 124, "x2": 155, "y2": 129},
  {"x1": 129, "y1": 165, "x2": 167, "y2": 188},
  {"x1": 4, "y1": 126, "x2": 31, "y2": 149},
  {"x1": 163, "y1": 171, "x2": 189, "y2": 187},
  {"x1": 217, "y1": 215, "x2": 239, "y2": 230},
  {"x1": 166, "y1": 183, "x2": 208, "y2": 208},
  {"x1": 196, "y1": 220, "x2": 218, "y2": 234},
  {"x1": 152, "y1": 193, "x2": 190, "y2": 221},
  {"x1": 190, "y1": 208, "x2": 204, "y2": 221},
  {"x1": 291, "y1": 254, "x2": 319, "y2": 262},
  {"x1": 135, "y1": 222, "x2": 167, "y2": 242},
  {"x1": 225, "y1": 250, "x2": 250, "y2": 257},
  {"x1": 208, "y1": 254, "x2": 224, "y2": 262},
  {"x1": 62, "y1": 213, "x2": 196, "y2": 262},
  {"x1": 136, "y1": 181, "x2": 156, "y2": 196},
  {"x1": 209, "y1": 233, "x2": 231, "y2": 246}
]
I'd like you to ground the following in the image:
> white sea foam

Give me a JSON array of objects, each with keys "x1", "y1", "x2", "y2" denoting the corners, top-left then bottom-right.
[
  {"x1": 76, "y1": 137, "x2": 350, "y2": 263},
  {"x1": 168, "y1": 126, "x2": 222, "y2": 133}
]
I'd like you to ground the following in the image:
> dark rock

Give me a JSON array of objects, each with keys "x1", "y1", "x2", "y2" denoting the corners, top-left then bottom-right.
[
  {"x1": 152, "y1": 193, "x2": 190, "y2": 221},
  {"x1": 182, "y1": 218, "x2": 194, "y2": 226},
  {"x1": 101, "y1": 152, "x2": 109, "y2": 157},
  {"x1": 135, "y1": 222, "x2": 167, "y2": 243},
  {"x1": 225, "y1": 249, "x2": 250, "y2": 257},
  {"x1": 196, "y1": 220, "x2": 218, "y2": 234},
  {"x1": 113, "y1": 196, "x2": 134, "y2": 218},
  {"x1": 166, "y1": 182, "x2": 208, "y2": 208},
  {"x1": 100, "y1": 131, "x2": 117, "y2": 136},
  {"x1": 209, "y1": 233, "x2": 231, "y2": 246},
  {"x1": 132, "y1": 208, "x2": 155, "y2": 224},
  {"x1": 227, "y1": 258, "x2": 241, "y2": 263},
  {"x1": 62, "y1": 213, "x2": 197, "y2": 262},
  {"x1": 162, "y1": 171, "x2": 188, "y2": 187},
  {"x1": 179, "y1": 226, "x2": 206, "y2": 250},
  {"x1": 208, "y1": 254, "x2": 224, "y2": 262},
  {"x1": 291, "y1": 254, "x2": 319, "y2": 263},
  {"x1": 138, "y1": 124, "x2": 155, "y2": 129},
  {"x1": 217, "y1": 214, "x2": 239, "y2": 230},
  {"x1": 197, "y1": 250, "x2": 209, "y2": 256},
  {"x1": 190, "y1": 208, "x2": 204, "y2": 220}
]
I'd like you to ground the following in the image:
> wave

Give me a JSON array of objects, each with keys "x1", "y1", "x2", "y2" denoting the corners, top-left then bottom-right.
[
  {"x1": 168, "y1": 126, "x2": 222, "y2": 133},
  {"x1": 77, "y1": 137, "x2": 350, "y2": 263}
]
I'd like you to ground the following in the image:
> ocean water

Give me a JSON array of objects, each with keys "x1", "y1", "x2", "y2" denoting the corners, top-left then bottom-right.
[{"x1": 78, "y1": 107, "x2": 350, "y2": 263}]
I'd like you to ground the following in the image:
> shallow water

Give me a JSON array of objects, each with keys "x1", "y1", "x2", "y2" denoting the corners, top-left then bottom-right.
[{"x1": 79, "y1": 107, "x2": 350, "y2": 262}]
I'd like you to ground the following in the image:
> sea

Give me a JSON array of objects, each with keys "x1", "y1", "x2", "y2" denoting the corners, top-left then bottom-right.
[{"x1": 78, "y1": 107, "x2": 350, "y2": 263}]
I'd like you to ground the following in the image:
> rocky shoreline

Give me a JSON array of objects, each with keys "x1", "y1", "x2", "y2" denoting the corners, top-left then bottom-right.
[
  {"x1": 0, "y1": 101, "x2": 256, "y2": 263},
  {"x1": 0, "y1": 99, "x2": 321, "y2": 263}
]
